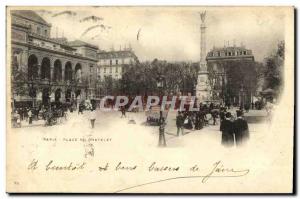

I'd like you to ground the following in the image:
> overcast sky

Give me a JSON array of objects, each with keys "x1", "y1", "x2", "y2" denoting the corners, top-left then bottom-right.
[{"x1": 34, "y1": 6, "x2": 290, "y2": 62}]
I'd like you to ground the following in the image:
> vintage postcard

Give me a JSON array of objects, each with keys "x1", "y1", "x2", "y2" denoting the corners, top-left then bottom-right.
[{"x1": 6, "y1": 6, "x2": 294, "y2": 193}]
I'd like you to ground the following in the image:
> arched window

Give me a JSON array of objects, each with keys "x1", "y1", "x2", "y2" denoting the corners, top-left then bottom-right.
[
  {"x1": 40, "y1": 57, "x2": 51, "y2": 80},
  {"x1": 27, "y1": 54, "x2": 38, "y2": 80},
  {"x1": 53, "y1": 60, "x2": 62, "y2": 81},
  {"x1": 64, "y1": 62, "x2": 73, "y2": 82},
  {"x1": 75, "y1": 63, "x2": 82, "y2": 82}
]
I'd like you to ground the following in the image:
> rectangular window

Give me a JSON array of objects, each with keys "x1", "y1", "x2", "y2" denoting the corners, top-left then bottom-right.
[
  {"x1": 116, "y1": 67, "x2": 118, "y2": 73},
  {"x1": 116, "y1": 60, "x2": 118, "y2": 65},
  {"x1": 104, "y1": 67, "x2": 106, "y2": 73},
  {"x1": 110, "y1": 60, "x2": 112, "y2": 65},
  {"x1": 44, "y1": 29, "x2": 47, "y2": 36},
  {"x1": 217, "y1": 51, "x2": 220, "y2": 56},
  {"x1": 243, "y1": 51, "x2": 247, "y2": 55},
  {"x1": 37, "y1": 27, "x2": 41, "y2": 34}
]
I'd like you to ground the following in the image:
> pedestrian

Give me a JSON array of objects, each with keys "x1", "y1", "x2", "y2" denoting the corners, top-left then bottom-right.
[
  {"x1": 233, "y1": 110, "x2": 249, "y2": 146},
  {"x1": 121, "y1": 106, "x2": 126, "y2": 118},
  {"x1": 89, "y1": 108, "x2": 96, "y2": 129},
  {"x1": 19, "y1": 108, "x2": 24, "y2": 121},
  {"x1": 12, "y1": 110, "x2": 21, "y2": 128},
  {"x1": 183, "y1": 113, "x2": 193, "y2": 130},
  {"x1": 194, "y1": 112, "x2": 201, "y2": 130},
  {"x1": 176, "y1": 112, "x2": 184, "y2": 136},
  {"x1": 219, "y1": 108, "x2": 225, "y2": 123},
  {"x1": 220, "y1": 112, "x2": 234, "y2": 147},
  {"x1": 245, "y1": 104, "x2": 250, "y2": 113},
  {"x1": 78, "y1": 103, "x2": 83, "y2": 114},
  {"x1": 211, "y1": 109, "x2": 218, "y2": 125},
  {"x1": 251, "y1": 102, "x2": 255, "y2": 110},
  {"x1": 209, "y1": 102, "x2": 214, "y2": 112},
  {"x1": 28, "y1": 109, "x2": 33, "y2": 125},
  {"x1": 24, "y1": 108, "x2": 28, "y2": 121}
]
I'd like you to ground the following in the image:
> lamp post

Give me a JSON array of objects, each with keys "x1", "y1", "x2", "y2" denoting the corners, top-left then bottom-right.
[
  {"x1": 157, "y1": 75, "x2": 166, "y2": 147},
  {"x1": 28, "y1": 81, "x2": 35, "y2": 108},
  {"x1": 47, "y1": 79, "x2": 53, "y2": 111}
]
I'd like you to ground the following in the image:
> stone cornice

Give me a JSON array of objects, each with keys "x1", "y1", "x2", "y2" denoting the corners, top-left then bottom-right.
[{"x1": 12, "y1": 40, "x2": 98, "y2": 63}]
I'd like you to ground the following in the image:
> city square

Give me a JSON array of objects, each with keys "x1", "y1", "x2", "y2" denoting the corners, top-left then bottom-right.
[
  {"x1": 13, "y1": 107, "x2": 269, "y2": 148},
  {"x1": 9, "y1": 8, "x2": 282, "y2": 149},
  {"x1": 6, "y1": 6, "x2": 294, "y2": 194}
]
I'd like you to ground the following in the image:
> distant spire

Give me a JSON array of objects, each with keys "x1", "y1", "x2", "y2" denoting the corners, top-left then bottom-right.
[
  {"x1": 233, "y1": 39, "x2": 236, "y2": 47},
  {"x1": 224, "y1": 40, "x2": 226, "y2": 47},
  {"x1": 227, "y1": 40, "x2": 230, "y2": 47}
]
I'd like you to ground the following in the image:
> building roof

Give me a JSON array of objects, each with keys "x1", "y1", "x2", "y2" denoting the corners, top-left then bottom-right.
[
  {"x1": 98, "y1": 50, "x2": 137, "y2": 59},
  {"x1": 68, "y1": 40, "x2": 98, "y2": 50},
  {"x1": 206, "y1": 45, "x2": 255, "y2": 61},
  {"x1": 11, "y1": 10, "x2": 50, "y2": 27},
  {"x1": 210, "y1": 46, "x2": 248, "y2": 52}
]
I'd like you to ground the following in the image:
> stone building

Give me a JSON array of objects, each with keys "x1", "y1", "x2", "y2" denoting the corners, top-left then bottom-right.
[
  {"x1": 97, "y1": 48, "x2": 138, "y2": 80},
  {"x1": 10, "y1": 10, "x2": 98, "y2": 108},
  {"x1": 95, "y1": 48, "x2": 138, "y2": 98},
  {"x1": 206, "y1": 45, "x2": 256, "y2": 107}
]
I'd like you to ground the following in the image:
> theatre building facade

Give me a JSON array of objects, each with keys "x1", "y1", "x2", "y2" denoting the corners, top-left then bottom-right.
[{"x1": 10, "y1": 10, "x2": 98, "y2": 108}]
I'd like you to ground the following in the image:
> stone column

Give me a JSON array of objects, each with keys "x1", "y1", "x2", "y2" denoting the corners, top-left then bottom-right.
[
  {"x1": 61, "y1": 91, "x2": 65, "y2": 102},
  {"x1": 37, "y1": 64, "x2": 41, "y2": 79},
  {"x1": 50, "y1": 67, "x2": 54, "y2": 82},
  {"x1": 62, "y1": 69, "x2": 65, "y2": 82},
  {"x1": 82, "y1": 89, "x2": 86, "y2": 100}
]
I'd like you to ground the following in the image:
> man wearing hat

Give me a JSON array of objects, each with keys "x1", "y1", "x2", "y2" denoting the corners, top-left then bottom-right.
[
  {"x1": 220, "y1": 112, "x2": 234, "y2": 147},
  {"x1": 234, "y1": 110, "x2": 249, "y2": 146}
]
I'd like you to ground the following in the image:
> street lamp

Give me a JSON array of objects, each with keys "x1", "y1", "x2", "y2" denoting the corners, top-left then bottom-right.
[{"x1": 156, "y1": 75, "x2": 166, "y2": 147}]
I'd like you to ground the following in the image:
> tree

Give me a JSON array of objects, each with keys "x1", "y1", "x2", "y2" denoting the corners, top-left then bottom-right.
[
  {"x1": 11, "y1": 64, "x2": 29, "y2": 96},
  {"x1": 263, "y1": 41, "x2": 285, "y2": 96}
]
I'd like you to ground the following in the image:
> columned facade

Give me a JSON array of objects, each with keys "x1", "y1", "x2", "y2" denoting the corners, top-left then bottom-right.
[{"x1": 10, "y1": 10, "x2": 98, "y2": 108}]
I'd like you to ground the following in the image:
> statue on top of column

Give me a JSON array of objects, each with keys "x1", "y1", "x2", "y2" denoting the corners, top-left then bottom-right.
[{"x1": 200, "y1": 11, "x2": 206, "y2": 23}]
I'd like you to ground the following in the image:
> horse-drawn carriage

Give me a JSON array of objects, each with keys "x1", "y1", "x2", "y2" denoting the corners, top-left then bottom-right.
[{"x1": 145, "y1": 105, "x2": 168, "y2": 126}]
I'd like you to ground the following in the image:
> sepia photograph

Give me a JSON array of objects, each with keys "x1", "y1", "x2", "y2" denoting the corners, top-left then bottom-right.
[{"x1": 6, "y1": 6, "x2": 294, "y2": 193}]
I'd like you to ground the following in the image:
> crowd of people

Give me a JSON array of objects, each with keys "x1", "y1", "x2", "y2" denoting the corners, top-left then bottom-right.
[
  {"x1": 175, "y1": 102, "x2": 250, "y2": 147},
  {"x1": 11, "y1": 103, "x2": 78, "y2": 128},
  {"x1": 12, "y1": 98, "x2": 267, "y2": 147}
]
